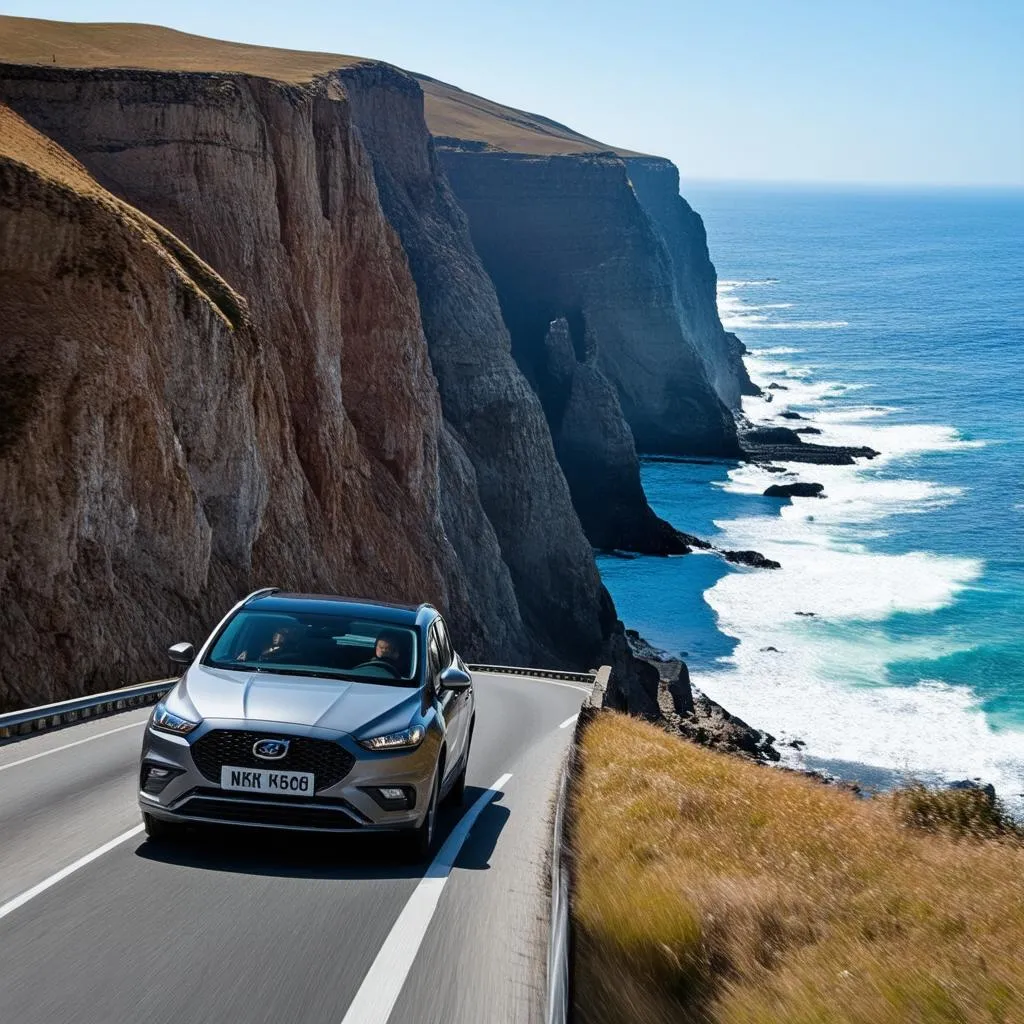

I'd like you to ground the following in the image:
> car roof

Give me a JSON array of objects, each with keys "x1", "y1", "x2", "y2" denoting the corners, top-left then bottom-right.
[{"x1": 245, "y1": 591, "x2": 434, "y2": 627}]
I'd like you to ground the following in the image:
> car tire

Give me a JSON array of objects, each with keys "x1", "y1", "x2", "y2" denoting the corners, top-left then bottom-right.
[
  {"x1": 406, "y1": 770, "x2": 439, "y2": 862},
  {"x1": 143, "y1": 813, "x2": 181, "y2": 842}
]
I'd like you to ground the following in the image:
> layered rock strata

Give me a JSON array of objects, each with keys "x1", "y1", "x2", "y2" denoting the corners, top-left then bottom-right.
[{"x1": 0, "y1": 101, "x2": 457, "y2": 707}]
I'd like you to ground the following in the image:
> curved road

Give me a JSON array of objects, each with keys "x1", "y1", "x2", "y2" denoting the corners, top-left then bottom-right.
[{"x1": 0, "y1": 671, "x2": 586, "y2": 1024}]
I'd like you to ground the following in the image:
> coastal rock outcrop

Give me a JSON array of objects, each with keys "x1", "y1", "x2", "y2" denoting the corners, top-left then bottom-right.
[
  {"x1": 764, "y1": 482, "x2": 826, "y2": 498},
  {"x1": 627, "y1": 630, "x2": 781, "y2": 761}
]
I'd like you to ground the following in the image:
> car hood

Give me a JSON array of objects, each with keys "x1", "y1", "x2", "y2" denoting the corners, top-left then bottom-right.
[{"x1": 177, "y1": 663, "x2": 420, "y2": 735}]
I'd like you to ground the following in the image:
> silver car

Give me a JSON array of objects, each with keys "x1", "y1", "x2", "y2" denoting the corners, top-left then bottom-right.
[{"x1": 138, "y1": 589, "x2": 475, "y2": 858}]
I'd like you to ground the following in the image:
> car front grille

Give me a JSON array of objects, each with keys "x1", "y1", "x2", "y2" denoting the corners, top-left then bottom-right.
[
  {"x1": 189, "y1": 730, "x2": 355, "y2": 792},
  {"x1": 174, "y1": 792, "x2": 366, "y2": 831}
]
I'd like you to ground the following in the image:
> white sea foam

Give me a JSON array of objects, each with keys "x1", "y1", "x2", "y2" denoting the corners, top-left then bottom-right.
[
  {"x1": 719, "y1": 280, "x2": 849, "y2": 330},
  {"x1": 701, "y1": 282, "x2": 1024, "y2": 807}
]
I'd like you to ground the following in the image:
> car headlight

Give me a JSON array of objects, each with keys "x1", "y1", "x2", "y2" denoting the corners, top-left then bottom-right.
[
  {"x1": 151, "y1": 702, "x2": 201, "y2": 736},
  {"x1": 358, "y1": 724, "x2": 425, "y2": 751}
]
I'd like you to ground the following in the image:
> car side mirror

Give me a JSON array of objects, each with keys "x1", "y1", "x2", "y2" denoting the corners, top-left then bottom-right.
[
  {"x1": 168, "y1": 642, "x2": 195, "y2": 666},
  {"x1": 439, "y1": 666, "x2": 471, "y2": 692}
]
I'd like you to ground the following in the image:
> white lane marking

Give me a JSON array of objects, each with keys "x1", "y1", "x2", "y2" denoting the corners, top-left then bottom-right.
[
  {"x1": 0, "y1": 825, "x2": 144, "y2": 923},
  {"x1": 0, "y1": 721, "x2": 145, "y2": 773},
  {"x1": 559, "y1": 714, "x2": 579, "y2": 730},
  {"x1": 339, "y1": 772, "x2": 513, "y2": 1024}
]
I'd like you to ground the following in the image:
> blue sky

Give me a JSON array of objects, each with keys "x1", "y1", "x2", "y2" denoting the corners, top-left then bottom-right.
[{"x1": 6, "y1": 1, "x2": 1023, "y2": 186}]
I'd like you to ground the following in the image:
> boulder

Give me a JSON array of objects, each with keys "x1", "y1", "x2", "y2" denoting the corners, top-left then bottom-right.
[
  {"x1": 723, "y1": 549, "x2": 782, "y2": 569},
  {"x1": 763, "y1": 482, "x2": 825, "y2": 498}
]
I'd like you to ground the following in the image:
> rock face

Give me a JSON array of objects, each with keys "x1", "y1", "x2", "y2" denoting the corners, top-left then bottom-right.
[
  {"x1": 437, "y1": 148, "x2": 738, "y2": 459},
  {"x1": 433, "y1": 143, "x2": 739, "y2": 551},
  {"x1": 623, "y1": 157, "x2": 757, "y2": 409},
  {"x1": 334, "y1": 63, "x2": 608, "y2": 661},
  {"x1": 0, "y1": 55, "x2": 614, "y2": 706},
  {"x1": 0, "y1": 100, "x2": 454, "y2": 707},
  {"x1": 533, "y1": 317, "x2": 690, "y2": 553},
  {"x1": 0, "y1": 20, "x2": 740, "y2": 711}
]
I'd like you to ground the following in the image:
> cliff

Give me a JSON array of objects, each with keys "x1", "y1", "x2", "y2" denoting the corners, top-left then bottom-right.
[
  {"x1": 0, "y1": 100, "x2": 458, "y2": 708},
  {"x1": 0, "y1": 17, "x2": 638, "y2": 708},
  {"x1": 0, "y1": 15, "x2": 718, "y2": 717},
  {"x1": 435, "y1": 146, "x2": 736, "y2": 551},
  {"x1": 334, "y1": 61, "x2": 607, "y2": 661},
  {"x1": 623, "y1": 156, "x2": 759, "y2": 407}
]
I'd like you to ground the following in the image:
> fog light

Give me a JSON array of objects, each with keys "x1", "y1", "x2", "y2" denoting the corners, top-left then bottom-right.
[
  {"x1": 141, "y1": 763, "x2": 183, "y2": 795},
  {"x1": 361, "y1": 785, "x2": 415, "y2": 810}
]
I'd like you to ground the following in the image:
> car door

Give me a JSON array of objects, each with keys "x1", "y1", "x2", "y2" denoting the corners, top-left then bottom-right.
[{"x1": 428, "y1": 622, "x2": 464, "y2": 782}]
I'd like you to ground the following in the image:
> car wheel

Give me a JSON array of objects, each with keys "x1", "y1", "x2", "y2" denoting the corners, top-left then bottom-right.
[
  {"x1": 143, "y1": 813, "x2": 181, "y2": 842},
  {"x1": 407, "y1": 770, "x2": 439, "y2": 862}
]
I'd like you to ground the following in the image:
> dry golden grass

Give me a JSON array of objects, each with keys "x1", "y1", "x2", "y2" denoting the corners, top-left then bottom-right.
[
  {"x1": 0, "y1": 15, "x2": 638, "y2": 155},
  {"x1": 573, "y1": 712, "x2": 1024, "y2": 1024},
  {"x1": 0, "y1": 102, "x2": 104, "y2": 195},
  {"x1": 0, "y1": 14, "x2": 362, "y2": 83},
  {"x1": 418, "y1": 75, "x2": 641, "y2": 156},
  {"x1": 0, "y1": 101, "x2": 246, "y2": 329}
]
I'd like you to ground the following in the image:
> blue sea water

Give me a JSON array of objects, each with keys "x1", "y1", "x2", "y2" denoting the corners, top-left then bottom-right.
[{"x1": 598, "y1": 184, "x2": 1024, "y2": 804}]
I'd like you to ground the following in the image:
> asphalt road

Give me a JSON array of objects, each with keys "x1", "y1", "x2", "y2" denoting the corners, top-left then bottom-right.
[{"x1": 0, "y1": 671, "x2": 587, "y2": 1024}]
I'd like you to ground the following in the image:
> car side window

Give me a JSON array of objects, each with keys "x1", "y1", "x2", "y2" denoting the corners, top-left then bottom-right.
[
  {"x1": 435, "y1": 617, "x2": 454, "y2": 667},
  {"x1": 427, "y1": 626, "x2": 443, "y2": 686}
]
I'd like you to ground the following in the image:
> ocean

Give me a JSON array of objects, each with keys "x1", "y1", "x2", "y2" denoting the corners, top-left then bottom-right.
[{"x1": 598, "y1": 183, "x2": 1024, "y2": 808}]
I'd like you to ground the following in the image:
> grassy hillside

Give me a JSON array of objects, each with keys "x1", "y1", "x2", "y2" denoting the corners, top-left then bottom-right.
[
  {"x1": 0, "y1": 15, "x2": 362, "y2": 82},
  {"x1": 573, "y1": 712, "x2": 1024, "y2": 1023},
  {"x1": 0, "y1": 15, "x2": 638, "y2": 155},
  {"x1": 417, "y1": 73, "x2": 638, "y2": 155}
]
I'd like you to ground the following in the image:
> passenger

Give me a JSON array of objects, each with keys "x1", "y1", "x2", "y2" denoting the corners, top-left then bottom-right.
[{"x1": 237, "y1": 621, "x2": 305, "y2": 663}]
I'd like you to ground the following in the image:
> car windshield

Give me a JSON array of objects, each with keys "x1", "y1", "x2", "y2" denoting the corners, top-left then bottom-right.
[{"x1": 203, "y1": 609, "x2": 419, "y2": 685}]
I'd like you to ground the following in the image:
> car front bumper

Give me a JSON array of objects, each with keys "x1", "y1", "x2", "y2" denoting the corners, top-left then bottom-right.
[{"x1": 138, "y1": 720, "x2": 438, "y2": 834}]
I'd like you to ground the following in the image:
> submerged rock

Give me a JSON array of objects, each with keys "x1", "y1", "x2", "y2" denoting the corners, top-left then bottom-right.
[{"x1": 947, "y1": 780, "x2": 997, "y2": 804}]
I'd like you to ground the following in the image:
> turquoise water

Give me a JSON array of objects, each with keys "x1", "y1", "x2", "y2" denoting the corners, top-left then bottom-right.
[{"x1": 599, "y1": 185, "x2": 1024, "y2": 801}]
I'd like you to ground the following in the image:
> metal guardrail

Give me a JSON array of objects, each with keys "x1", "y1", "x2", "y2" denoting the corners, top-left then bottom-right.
[
  {"x1": 467, "y1": 664, "x2": 596, "y2": 684},
  {"x1": 546, "y1": 663, "x2": 612, "y2": 1024},
  {"x1": 0, "y1": 679, "x2": 176, "y2": 739},
  {"x1": 1, "y1": 664, "x2": 596, "y2": 741}
]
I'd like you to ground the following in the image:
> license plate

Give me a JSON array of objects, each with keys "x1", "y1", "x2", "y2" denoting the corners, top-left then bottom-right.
[{"x1": 220, "y1": 766, "x2": 315, "y2": 796}]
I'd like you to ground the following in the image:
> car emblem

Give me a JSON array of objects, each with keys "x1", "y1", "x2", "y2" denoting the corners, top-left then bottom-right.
[{"x1": 253, "y1": 738, "x2": 290, "y2": 760}]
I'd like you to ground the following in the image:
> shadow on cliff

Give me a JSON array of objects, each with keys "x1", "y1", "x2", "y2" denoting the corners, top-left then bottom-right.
[{"x1": 133, "y1": 786, "x2": 510, "y2": 880}]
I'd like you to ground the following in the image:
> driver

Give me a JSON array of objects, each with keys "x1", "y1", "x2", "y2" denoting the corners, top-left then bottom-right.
[{"x1": 357, "y1": 628, "x2": 407, "y2": 675}]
